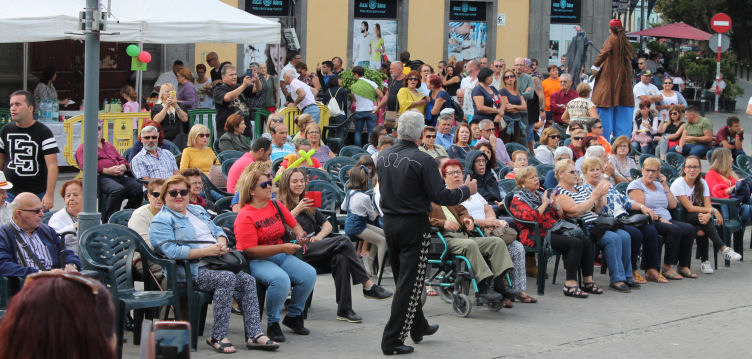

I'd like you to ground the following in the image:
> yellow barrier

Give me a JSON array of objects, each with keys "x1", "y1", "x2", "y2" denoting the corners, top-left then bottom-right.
[
  {"x1": 63, "y1": 112, "x2": 152, "y2": 168},
  {"x1": 279, "y1": 103, "x2": 330, "y2": 136}
]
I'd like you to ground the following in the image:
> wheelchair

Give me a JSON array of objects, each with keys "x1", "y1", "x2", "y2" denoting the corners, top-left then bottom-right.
[{"x1": 422, "y1": 227, "x2": 510, "y2": 317}]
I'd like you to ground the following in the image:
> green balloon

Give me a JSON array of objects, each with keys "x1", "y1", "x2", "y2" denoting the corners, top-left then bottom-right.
[{"x1": 126, "y1": 44, "x2": 140, "y2": 57}]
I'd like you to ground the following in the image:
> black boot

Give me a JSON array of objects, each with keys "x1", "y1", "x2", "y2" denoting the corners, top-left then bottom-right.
[
  {"x1": 282, "y1": 315, "x2": 310, "y2": 335},
  {"x1": 494, "y1": 272, "x2": 519, "y2": 299},
  {"x1": 476, "y1": 278, "x2": 502, "y2": 301}
]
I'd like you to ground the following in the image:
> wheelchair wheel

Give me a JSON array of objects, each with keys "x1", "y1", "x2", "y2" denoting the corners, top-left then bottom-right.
[{"x1": 452, "y1": 293, "x2": 472, "y2": 317}]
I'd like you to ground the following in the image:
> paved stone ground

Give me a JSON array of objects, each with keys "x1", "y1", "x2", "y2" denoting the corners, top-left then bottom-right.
[{"x1": 57, "y1": 79, "x2": 752, "y2": 358}]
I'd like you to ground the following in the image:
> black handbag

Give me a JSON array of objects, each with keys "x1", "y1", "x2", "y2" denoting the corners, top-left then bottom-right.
[
  {"x1": 202, "y1": 251, "x2": 248, "y2": 273},
  {"x1": 617, "y1": 213, "x2": 650, "y2": 227},
  {"x1": 550, "y1": 220, "x2": 584, "y2": 240},
  {"x1": 590, "y1": 216, "x2": 621, "y2": 239}
]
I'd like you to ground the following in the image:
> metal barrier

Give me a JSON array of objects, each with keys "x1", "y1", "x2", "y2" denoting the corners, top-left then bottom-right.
[
  {"x1": 0, "y1": 108, "x2": 10, "y2": 125},
  {"x1": 62, "y1": 112, "x2": 152, "y2": 168},
  {"x1": 279, "y1": 103, "x2": 330, "y2": 136},
  {"x1": 188, "y1": 109, "x2": 217, "y2": 144}
]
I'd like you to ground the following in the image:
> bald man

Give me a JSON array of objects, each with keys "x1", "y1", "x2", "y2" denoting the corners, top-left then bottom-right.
[
  {"x1": 206, "y1": 51, "x2": 222, "y2": 85},
  {"x1": 0, "y1": 192, "x2": 80, "y2": 277}
]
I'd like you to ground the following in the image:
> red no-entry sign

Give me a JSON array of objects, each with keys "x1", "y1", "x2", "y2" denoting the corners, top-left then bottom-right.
[{"x1": 711, "y1": 13, "x2": 732, "y2": 33}]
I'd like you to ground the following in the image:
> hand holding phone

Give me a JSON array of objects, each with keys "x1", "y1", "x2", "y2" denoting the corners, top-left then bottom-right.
[{"x1": 153, "y1": 321, "x2": 191, "y2": 359}]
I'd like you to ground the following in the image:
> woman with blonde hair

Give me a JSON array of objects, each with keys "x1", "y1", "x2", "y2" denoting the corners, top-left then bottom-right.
[
  {"x1": 151, "y1": 83, "x2": 189, "y2": 147},
  {"x1": 609, "y1": 135, "x2": 638, "y2": 182},
  {"x1": 292, "y1": 113, "x2": 313, "y2": 142},
  {"x1": 705, "y1": 147, "x2": 752, "y2": 226},
  {"x1": 179, "y1": 124, "x2": 217, "y2": 175},
  {"x1": 534, "y1": 127, "x2": 560, "y2": 165},
  {"x1": 232, "y1": 161, "x2": 272, "y2": 212}
]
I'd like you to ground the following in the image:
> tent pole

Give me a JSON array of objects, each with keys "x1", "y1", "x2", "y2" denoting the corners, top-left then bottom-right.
[
  {"x1": 22, "y1": 43, "x2": 28, "y2": 90},
  {"x1": 137, "y1": 41, "x2": 143, "y2": 109},
  {"x1": 79, "y1": 0, "x2": 102, "y2": 233}
]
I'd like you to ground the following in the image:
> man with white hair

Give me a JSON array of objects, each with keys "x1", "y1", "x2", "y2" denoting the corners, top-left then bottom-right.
[
  {"x1": 544, "y1": 147, "x2": 573, "y2": 189},
  {"x1": 283, "y1": 69, "x2": 320, "y2": 123},
  {"x1": 130, "y1": 125, "x2": 180, "y2": 182},
  {"x1": 550, "y1": 73, "x2": 578, "y2": 132},
  {"x1": 377, "y1": 111, "x2": 477, "y2": 355},
  {"x1": 575, "y1": 146, "x2": 614, "y2": 178}
]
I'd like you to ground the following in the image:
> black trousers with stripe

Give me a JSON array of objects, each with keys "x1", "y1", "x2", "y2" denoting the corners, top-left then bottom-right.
[{"x1": 381, "y1": 214, "x2": 431, "y2": 348}]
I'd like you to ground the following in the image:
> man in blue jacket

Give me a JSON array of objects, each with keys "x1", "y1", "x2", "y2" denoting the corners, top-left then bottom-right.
[{"x1": 0, "y1": 192, "x2": 80, "y2": 277}]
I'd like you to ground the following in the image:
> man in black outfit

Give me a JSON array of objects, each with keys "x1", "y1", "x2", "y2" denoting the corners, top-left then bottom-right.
[{"x1": 377, "y1": 111, "x2": 477, "y2": 355}]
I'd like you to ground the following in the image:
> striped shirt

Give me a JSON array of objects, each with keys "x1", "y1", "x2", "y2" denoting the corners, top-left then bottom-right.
[
  {"x1": 10, "y1": 220, "x2": 53, "y2": 270},
  {"x1": 556, "y1": 184, "x2": 597, "y2": 224},
  {"x1": 130, "y1": 147, "x2": 179, "y2": 180}
]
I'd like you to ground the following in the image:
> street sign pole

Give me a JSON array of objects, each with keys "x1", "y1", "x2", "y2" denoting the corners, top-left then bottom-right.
[
  {"x1": 710, "y1": 13, "x2": 732, "y2": 113},
  {"x1": 715, "y1": 35, "x2": 722, "y2": 112}
]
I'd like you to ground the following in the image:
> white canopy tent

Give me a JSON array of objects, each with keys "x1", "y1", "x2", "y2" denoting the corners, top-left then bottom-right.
[{"x1": 0, "y1": 0, "x2": 280, "y2": 87}]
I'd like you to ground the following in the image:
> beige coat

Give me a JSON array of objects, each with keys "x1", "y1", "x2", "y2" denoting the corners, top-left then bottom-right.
[{"x1": 591, "y1": 33, "x2": 635, "y2": 108}]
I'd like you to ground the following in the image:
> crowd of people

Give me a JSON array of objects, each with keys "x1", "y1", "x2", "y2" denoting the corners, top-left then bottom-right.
[{"x1": 0, "y1": 23, "x2": 750, "y2": 357}]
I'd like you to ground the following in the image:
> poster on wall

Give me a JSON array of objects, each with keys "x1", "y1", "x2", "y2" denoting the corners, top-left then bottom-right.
[
  {"x1": 448, "y1": 1, "x2": 487, "y2": 62},
  {"x1": 351, "y1": 0, "x2": 398, "y2": 70},
  {"x1": 550, "y1": 0, "x2": 581, "y2": 24},
  {"x1": 244, "y1": 0, "x2": 292, "y2": 17}
]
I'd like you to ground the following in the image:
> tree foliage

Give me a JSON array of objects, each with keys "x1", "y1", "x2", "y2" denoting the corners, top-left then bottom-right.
[{"x1": 655, "y1": 0, "x2": 752, "y2": 59}]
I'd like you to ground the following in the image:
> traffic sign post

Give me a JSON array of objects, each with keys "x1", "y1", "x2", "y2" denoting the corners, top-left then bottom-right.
[{"x1": 711, "y1": 13, "x2": 732, "y2": 112}]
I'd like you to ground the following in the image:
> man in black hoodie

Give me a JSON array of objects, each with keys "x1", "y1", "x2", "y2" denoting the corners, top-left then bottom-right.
[{"x1": 377, "y1": 111, "x2": 477, "y2": 355}]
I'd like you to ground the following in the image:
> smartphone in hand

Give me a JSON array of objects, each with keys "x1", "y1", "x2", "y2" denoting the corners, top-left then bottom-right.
[
  {"x1": 305, "y1": 191, "x2": 322, "y2": 208},
  {"x1": 154, "y1": 321, "x2": 191, "y2": 359}
]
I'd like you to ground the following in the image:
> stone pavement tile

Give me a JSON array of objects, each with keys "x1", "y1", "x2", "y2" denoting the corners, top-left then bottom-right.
[{"x1": 122, "y1": 235, "x2": 750, "y2": 358}]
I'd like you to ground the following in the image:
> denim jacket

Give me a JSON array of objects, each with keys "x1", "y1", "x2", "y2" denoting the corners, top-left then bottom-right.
[{"x1": 149, "y1": 204, "x2": 226, "y2": 282}]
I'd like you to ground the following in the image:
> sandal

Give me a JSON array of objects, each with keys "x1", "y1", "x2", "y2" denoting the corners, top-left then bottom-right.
[
  {"x1": 502, "y1": 299, "x2": 514, "y2": 308},
  {"x1": 661, "y1": 270, "x2": 683, "y2": 280},
  {"x1": 563, "y1": 284, "x2": 588, "y2": 298},
  {"x1": 581, "y1": 282, "x2": 604, "y2": 294},
  {"x1": 632, "y1": 271, "x2": 648, "y2": 284},
  {"x1": 677, "y1": 268, "x2": 698, "y2": 279},
  {"x1": 246, "y1": 334, "x2": 280, "y2": 351},
  {"x1": 516, "y1": 294, "x2": 538, "y2": 303},
  {"x1": 645, "y1": 271, "x2": 669, "y2": 283},
  {"x1": 207, "y1": 337, "x2": 236, "y2": 354}
]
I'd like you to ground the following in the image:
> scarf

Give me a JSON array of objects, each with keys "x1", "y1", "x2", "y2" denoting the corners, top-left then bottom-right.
[
  {"x1": 351, "y1": 78, "x2": 377, "y2": 101},
  {"x1": 513, "y1": 187, "x2": 543, "y2": 209}
]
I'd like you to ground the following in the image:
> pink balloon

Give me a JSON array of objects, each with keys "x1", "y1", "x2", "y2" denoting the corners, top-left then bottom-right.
[{"x1": 138, "y1": 51, "x2": 151, "y2": 63}]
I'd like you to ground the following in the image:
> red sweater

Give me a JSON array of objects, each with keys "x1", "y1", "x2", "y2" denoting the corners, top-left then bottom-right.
[
  {"x1": 234, "y1": 200, "x2": 297, "y2": 249},
  {"x1": 509, "y1": 196, "x2": 558, "y2": 247},
  {"x1": 704, "y1": 169, "x2": 735, "y2": 198}
]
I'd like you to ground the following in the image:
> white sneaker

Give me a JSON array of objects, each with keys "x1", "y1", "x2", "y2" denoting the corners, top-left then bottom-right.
[
  {"x1": 722, "y1": 247, "x2": 742, "y2": 261},
  {"x1": 701, "y1": 260, "x2": 714, "y2": 274}
]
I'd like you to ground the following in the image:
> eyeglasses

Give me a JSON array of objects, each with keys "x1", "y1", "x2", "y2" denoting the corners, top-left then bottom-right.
[
  {"x1": 638, "y1": 62, "x2": 645, "y2": 65},
  {"x1": 198, "y1": 133, "x2": 210, "y2": 138},
  {"x1": 407, "y1": 77, "x2": 420, "y2": 81},
  {"x1": 572, "y1": 137, "x2": 584, "y2": 141},
  {"x1": 25, "y1": 272, "x2": 99, "y2": 295},
  {"x1": 142, "y1": 135, "x2": 158, "y2": 140},
  {"x1": 149, "y1": 191, "x2": 161, "y2": 198},
  {"x1": 259, "y1": 180, "x2": 273, "y2": 189},
  {"x1": 493, "y1": 65, "x2": 502, "y2": 68},
  {"x1": 566, "y1": 170, "x2": 577, "y2": 175},
  {"x1": 504, "y1": 75, "x2": 516, "y2": 79},
  {"x1": 445, "y1": 170, "x2": 463, "y2": 176},
  {"x1": 424, "y1": 135, "x2": 436, "y2": 139},
  {"x1": 643, "y1": 168, "x2": 658, "y2": 174},
  {"x1": 167, "y1": 189, "x2": 190, "y2": 197},
  {"x1": 474, "y1": 158, "x2": 487, "y2": 164},
  {"x1": 307, "y1": 131, "x2": 320, "y2": 135},
  {"x1": 190, "y1": 181, "x2": 203, "y2": 187},
  {"x1": 19, "y1": 207, "x2": 43, "y2": 214},
  {"x1": 685, "y1": 165, "x2": 700, "y2": 170},
  {"x1": 664, "y1": 82, "x2": 673, "y2": 85}
]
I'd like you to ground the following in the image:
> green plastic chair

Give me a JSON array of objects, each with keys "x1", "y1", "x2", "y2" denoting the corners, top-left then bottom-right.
[
  {"x1": 303, "y1": 167, "x2": 332, "y2": 183},
  {"x1": 213, "y1": 196, "x2": 234, "y2": 216},
  {"x1": 503, "y1": 192, "x2": 561, "y2": 296},
  {"x1": 216, "y1": 150, "x2": 244, "y2": 164},
  {"x1": 339, "y1": 145, "x2": 367, "y2": 157},
  {"x1": 108, "y1": 209, "x2": 135, "y2": 226},
  {"x1": 711, "y1": 197, "x2": 745, "y2": 266},
  {"x1": 505, "y1": 142, "x2": 531, "y2": 158},
  {"x1": 79, "y1": 224, "x2": 180, "y2": 357},
  {"x1": 323, "y1": 156, "x2": 356, "y2": 186},
  {"x1": 665, "y1": 152, "x2": 685, "y2": 173},
  {"x1": 221, "y1": 159, "x2": 236, "y2": 178}
]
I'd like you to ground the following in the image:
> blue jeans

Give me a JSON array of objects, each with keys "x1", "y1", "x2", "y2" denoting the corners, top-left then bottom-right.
[
  {"x1": 739, "y1": 203, "x2": 752, "y2": 226},
  {"x1": 302, "y1": 104, "x2": 321, "y2": 124},
  {"x1": 597, "y1": 229, "x2": 633, "y2": 284},
  {"x1": 680, "y1": 143, "x2": 709, "y2": 157},
  {"x1": 596, "y1": 106, "x2": 633, "y2": 139},
  {"x1": 249, "y1": 253, "x2": 317, "y2": 325},
  {"x1": 330, "y1": 114, "x2": 346, "y2": 139},
  {"x1": 352, "y1": 110, "x2": 376, "y2": 147}
]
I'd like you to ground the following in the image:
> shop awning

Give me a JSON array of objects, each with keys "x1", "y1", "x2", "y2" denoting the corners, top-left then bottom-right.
[
  {"x1": 0, "y1": 0, "x2": 280, "y2": 44},
  {"x1": 628, "y1": 22, "x2": 712, "y2": 41}
]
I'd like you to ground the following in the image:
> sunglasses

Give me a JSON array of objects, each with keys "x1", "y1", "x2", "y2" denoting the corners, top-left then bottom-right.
[
  {"x1": 198, "y1": 133, "x2": 210, "y2": 138},
  {"x1": 259, "y1": 180, "x2": 273, "y2": 189},
  {"x1": 407, "y1": 77, "x2": 420, "y2": 81},
  {"x1": 19, "y1": 207, "x2": 43, "y2": 214},
  {"x1": 572, "y1": 137, "x2": 584, "y2": 141},
  {"x1": 504, "y1": 75, "x2": 516, "y2": 79},
  {"x1": 664, "y1": 82, "x2": 673, "y2": 85},
  {"x1": 566, "y1": 170, "x2": 577, "y2": 175},
  {"x1": 591, "y1": 125, "x2": 602, "y2": 129},
  {"x1": 25, "y1": 272, "x2": 99, "y2": 295},
  {"x1": 271, "y1": 118, "x2": 284, "y2": 123},
  {"x1": 549, "y1": 135, "x2": 560, "y2": 139},
  {"x1": 670, "y1": 112, "x2": 679, "y2": 115},
  {"x1": 142, "y1": 135, "x2": 157, "y2": 140},
  {"x1": 424, "y1": 135, "x2": 436, "y2": 139},
  {"x1": 150, "y1": 191, "x2": 160, "y2": 198},
  {"x1": 167, "y1": 189, "x2": 190, "y2": 197}
]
